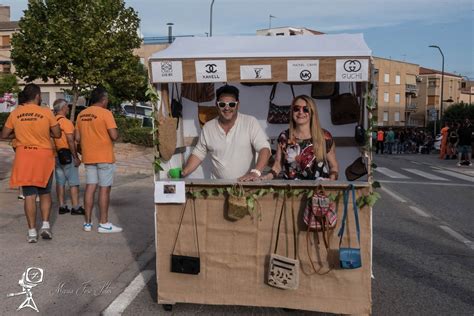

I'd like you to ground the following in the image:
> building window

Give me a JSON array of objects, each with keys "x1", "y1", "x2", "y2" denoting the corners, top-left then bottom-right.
[
  {"x1": 139, "y1": 57, "x2": 145, "y2": 64},
  {"x1": 384, "y1": 92, "x2": 389, "y2": 102},
  {"x1": 394, "y1": 112, "x2": 400, "y2": 122},
  {"x1": 384, "y1": 74, "x2": 389, "y2": 83},
  {"x1": 383, "y1": 111, "x2": 389, "y2": 122},
  {"x1": 428, "y1": 78, "x2": 437, "y2": 87},
  {"x1": 41, "y1": 92, "x2": 50, "y2": 107},
  {"x1": 1, "y1": 35, "x2": 10, "y2": 48},
  {"x1": 395, "y1": 75, "x2": 401, "y2": 85},
  {"x1": 395, "y1": 93, "x2": 400, "y2": 103}
]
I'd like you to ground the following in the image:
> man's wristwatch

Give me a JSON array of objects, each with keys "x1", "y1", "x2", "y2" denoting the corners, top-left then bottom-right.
[{"x1": 250, "y1": 169, "x2": 262, "y2": 177}]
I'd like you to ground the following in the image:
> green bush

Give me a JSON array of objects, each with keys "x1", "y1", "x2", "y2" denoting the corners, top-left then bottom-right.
[{"x1": 121, "y1": 127, "x2": 153, "y2": 147}]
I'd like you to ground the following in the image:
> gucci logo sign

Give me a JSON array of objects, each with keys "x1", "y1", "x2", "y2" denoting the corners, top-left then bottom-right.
[{"x1": 343, "y1": 60, "x2": 362, "y2": 72}]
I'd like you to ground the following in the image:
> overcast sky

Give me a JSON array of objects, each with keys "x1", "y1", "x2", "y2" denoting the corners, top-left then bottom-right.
[{"x1": 2, "y1": 0, "x2": 473, "y2": 77}]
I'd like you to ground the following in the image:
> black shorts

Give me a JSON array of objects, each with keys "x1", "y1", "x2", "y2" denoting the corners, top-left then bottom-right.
[{"x1": 22, "y1": 174, "x2": 53, "y2": 197}]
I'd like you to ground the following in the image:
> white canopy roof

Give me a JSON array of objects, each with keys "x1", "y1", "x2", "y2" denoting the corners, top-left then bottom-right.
[{"x1": 150, "y1": 34, "x2": 372, "y2": 60}]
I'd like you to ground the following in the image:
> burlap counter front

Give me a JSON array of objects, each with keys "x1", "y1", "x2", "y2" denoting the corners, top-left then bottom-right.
[{"x1": 155, "y1": 181, "x2": 372, "y2": 314}]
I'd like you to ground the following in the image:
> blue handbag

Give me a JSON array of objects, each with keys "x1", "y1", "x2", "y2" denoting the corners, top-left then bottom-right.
[{"x1": 338, "y1": 185, "x2": 362, "y2": 269}]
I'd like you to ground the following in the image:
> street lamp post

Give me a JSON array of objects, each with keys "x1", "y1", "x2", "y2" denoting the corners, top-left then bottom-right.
[
  {"x1": 429, "y1": 45, "x2": 445, "y2": 121},
  {"x1": 209, "y1": 0, "x2": 215, "y2": 37}
]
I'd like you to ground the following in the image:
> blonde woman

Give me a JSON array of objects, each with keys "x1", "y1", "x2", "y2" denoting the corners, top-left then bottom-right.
[{"x1": 261, "y1": 95, "x2": 339, "y2": 181}]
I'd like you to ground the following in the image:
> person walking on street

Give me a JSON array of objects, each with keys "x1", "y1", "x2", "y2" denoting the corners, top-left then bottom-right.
[
  {"x1": 457, "y1": 119, "x2": 472, "y2": 166},
  {"x1": 386, "y1": 128, "x2": 395, "y2": 154},
  {"x1": 440, "y1": 122, "x2": 450, "y2": 159},
  {"x1": 75, "y1": 87, "x2": 121, "y2": 233},
  {"x1": 1, "y1": 84, "x2": 61, "y2": 243},
  {"x1": 376, "y1": 129, "x2": 384, "y2": 154},
  {"x1": 53, "y1": 99, "x2": 84, "y2": 215}
]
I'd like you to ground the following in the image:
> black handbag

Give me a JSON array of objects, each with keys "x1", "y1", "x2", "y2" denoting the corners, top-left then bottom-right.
[
  {"x1": 354, "y1": 83, "x2": 366, "y2": 145},
  {"x1": 57, "y1": 148, "x2": 72, "y2": 165},
  {"x1": 311, "y1": 82, "x2": 339, "y2": 99},
  {"x1": 338, "y1": 185, "x2": 362, "y2": 269},
  {"x1": 267, "y1": 83, "x2": 295, "y2": 124},
  {"x1": 345, "y1": 157, "x2": 368, "y2": 181},
  {"x1": 171, "y1": 195, "x2": 200, "y2": 275},
  {"x1": 171, "y1": 83, "x2": 182, "y2": 129}
]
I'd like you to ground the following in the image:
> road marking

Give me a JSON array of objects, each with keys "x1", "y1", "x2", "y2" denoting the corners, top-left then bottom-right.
[
  {"x1": 433, "y1": 169, "x2": 474, "y2": 183},
  {"x1": 376, "y1": 167, "x2": 410, "y2": 179},
  {"x1": 380, "y1": 186, "x2": 406, "y2": 203},
  {"x1": 439, "y1": 225, "x2": 474, "y2": 250},
  {"x1": 378, "y1": 180, "x2": 474, "y2": 187},
  {"x1": 402, "y1": 168, "x2": 449, "y2": 181},
  {"x1": 408, "y1": 205, "x2": 431, "y2": 218},
  {"x1": 103, "y1": 270, "x2": 155, "y2": 315},
  {"x1": 410, "y1": 161, "x2": 423, "y2": 165}
]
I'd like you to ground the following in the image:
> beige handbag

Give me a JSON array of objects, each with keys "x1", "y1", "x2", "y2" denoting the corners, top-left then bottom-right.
[
  {"x1": 267, "y1": 194, "x2": 299, "y2": 290},
  {"x1": 156, "y1": 93, "x2": 177, "y2": 161},
  {"x1": 227, "y1": 184, "x2": 248, "y2": 220}
]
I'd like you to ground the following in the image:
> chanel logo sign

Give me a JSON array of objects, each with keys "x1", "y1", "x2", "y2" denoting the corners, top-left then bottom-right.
[
  {"x1": 343, "y1": 60, "x2": 362, "y2": 72},
  {"x1": 205, "y1": 64, "x2": 218, "y2": 73}
]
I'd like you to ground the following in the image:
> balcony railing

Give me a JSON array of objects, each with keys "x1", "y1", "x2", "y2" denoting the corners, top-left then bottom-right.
[{"x1": 405, "y1": 84, "x2": 418, "y2": 95}]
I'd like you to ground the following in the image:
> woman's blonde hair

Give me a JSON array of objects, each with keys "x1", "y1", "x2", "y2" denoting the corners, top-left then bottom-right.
[{"x1": 289, "y1": 95, "x2": 326, "y2": 162}]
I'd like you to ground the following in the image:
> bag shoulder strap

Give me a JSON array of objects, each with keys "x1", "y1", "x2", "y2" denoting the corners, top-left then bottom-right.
[
  {"x1": 338, "y1": 185, "x2": 360, "y2": 247},
  {"x1": 273, "y1": 190, "x2": 297, "y2": 259},
  {"x1": 171, "y1": 193, "x2": 200, "y2": 257},
  {"x1": 269, "y1": 83, "x2": 296, "y2": 102}
]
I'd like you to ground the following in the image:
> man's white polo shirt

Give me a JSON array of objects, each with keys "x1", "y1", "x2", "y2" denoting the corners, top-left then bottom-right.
[{"x1": 192, "y1": 113, "x2": 270, "y2": 179}]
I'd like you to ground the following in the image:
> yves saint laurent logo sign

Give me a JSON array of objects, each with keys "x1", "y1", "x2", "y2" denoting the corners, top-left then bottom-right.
[
  {"x1": 287, "y1": 60, "x2": 319, "y2": 82},
  {"x1": 336, "y1": 59, "x2": 368, "y2": 82},
  {"x1": 151, "y1": 60, "x2": 183, "y2": 83},
  {"x1": 240, "y1": 65, "x2": 272, "y2": 80},
  {"x1": 196, "y1": 60, "x2": 227, "y2": 82}
]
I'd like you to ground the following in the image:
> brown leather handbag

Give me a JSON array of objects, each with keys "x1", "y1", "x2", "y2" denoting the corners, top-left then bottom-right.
[
  {"x1": 198, "y1": 105, "x2": 219, "y2": 127},
  {"x1": 311, "y1": 82, "x2": 339, "y2": 99},
  {"x1": 181, "y1": 83, "x2": 215, "y2": 103},
  {"x1": 330, "y1": 83, "x2": 360, "y2": 125}
]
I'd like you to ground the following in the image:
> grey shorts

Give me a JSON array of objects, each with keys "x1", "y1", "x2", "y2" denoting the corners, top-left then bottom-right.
[
  {"x1": 457, "y1": 145, "x2": 472, "y2": 154},
  {"x1": 22, "y1": 174, "x2": 53, "y2": 196},
  {"x1": 55, "y1": 157, "x2": 80, "y2": 186},
  {"x1": 85, "y1": 163, "x2": 116, "y2": 187}
]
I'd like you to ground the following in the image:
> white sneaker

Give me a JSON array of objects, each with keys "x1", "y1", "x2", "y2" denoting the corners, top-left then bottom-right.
[
  {"x1": 98, "y1": 222, "x2": 122, "y2": 233},
  {"x1": 83, "y1": 223, "x2": 92, "y2": 232}
]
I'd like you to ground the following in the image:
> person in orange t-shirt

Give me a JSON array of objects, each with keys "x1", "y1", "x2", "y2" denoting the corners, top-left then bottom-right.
[
  {"x1": 53, "y1": 99, "x2": 84, "y2": 216},
  {"x1": 1, "y1": 84, "x2": 61, "y2": 243},
  {"x1": 75, "y1": 87, "x2": 121, "y2": 233},
  {"x1": 440, "y1": 122, "x2": 450, "y2": 159},
  {"x1": 376, "y1": 129, "x2": 385, "y2": 154}
]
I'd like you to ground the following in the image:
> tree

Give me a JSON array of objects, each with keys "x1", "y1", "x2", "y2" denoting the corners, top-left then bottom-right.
[
  {"x1": 11, "y1": 0, "x2": 144, "y2": 121},
  {"x1": 442, "y1": 102, "x2": 474, "y2": 123},
  {"x1": 0, "y1": 73, "x2": 20, "y2": 95}
]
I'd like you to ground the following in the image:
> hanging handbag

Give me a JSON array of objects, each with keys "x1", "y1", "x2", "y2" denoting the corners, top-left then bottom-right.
[
  {"x1": 171, "y1": 195, "x2": 201, "y2": 275},
  {"x1": 267, "y1": 193, "x2": 299, "y2": 290},
  {"x1": 303, "y1": 185, "x2": 337, "y2": 249},
  {"x1": 181, "y1": 83, "x2": 215, "y2": 103},
  {"x1": 57, "y1": 148, "x2": 72, "y2": 165},
  {"x1": 227, "y1": 184, "x2": 248, "y2": 220},
  {"x1": 156, "y1": 89, "x2": 177, "y2": 161},
  {"x1": 171, "y1": 83, "x2": 182, "y2": 129},
  {"x1": 198, "y1": 105, "x2": 219, "y2": 128},
  {"x1": 330, "y1": 83, "x2": 360, "y2": 125},
  {"x1": 338, "y1": 185, "x2": 362, "y2": 269},
  {"x1": 311, "y1": 82, "x2": 339, "y2": 99},
  {"x1": 354, "y1": 83, "x2": 366, "y2": 145},
  {"x1": 267, "y1": 83, "x2": 295, "y2": 124},
  {"x1": 345, "y1": 156, "x2": 368, "y2": 181}
]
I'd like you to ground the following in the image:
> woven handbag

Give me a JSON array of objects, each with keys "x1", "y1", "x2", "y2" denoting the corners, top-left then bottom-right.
[
  {"x1": 266, "y1": 83, "x2": 295, "y2": 124},
  {"x1": 227, "y1": 184, "x2": 248, "y2": 220},
  {"x1": 267, "y1": 194, "x2": 299, "y2": 290},
  {"x1": 156, "y1": 91, "x2": 177, "y2": 161}
]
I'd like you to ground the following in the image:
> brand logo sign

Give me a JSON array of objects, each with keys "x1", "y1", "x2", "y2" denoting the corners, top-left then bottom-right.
[
  {"x1": 7, "y1": 267, "x2": 44, "y2": 312},
  {"x1": 195, "y1": 60, "x2": 227, "y2": 82},
  {"x1": 240, "y1": 65, "x2": 272, "y2": 80},
  {"x1": 287, "y1": 60, "x2": 319, "y2": 82},
  {"x1": 151, "y1": 60, "x2": 183, "y2": 83},
  {"x1": 336, "y1": 59, "x2": 368, "y2": 82}
]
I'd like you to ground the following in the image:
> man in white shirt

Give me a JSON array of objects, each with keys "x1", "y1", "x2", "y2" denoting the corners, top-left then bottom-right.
[{"x1": 182, "y1": 85, "x2": 271, "y2": 181}]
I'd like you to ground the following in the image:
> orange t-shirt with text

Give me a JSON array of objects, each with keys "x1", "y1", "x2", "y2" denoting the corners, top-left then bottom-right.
[
  {"x1": 76, "y1": 106, "x2": 117, "y2": 164},
  {"x1": 54, "y1": 114, "x2": 74, "y2": 150},
  {"x1": 4, "y1": 103, "x2": 58, "y2": 149}
]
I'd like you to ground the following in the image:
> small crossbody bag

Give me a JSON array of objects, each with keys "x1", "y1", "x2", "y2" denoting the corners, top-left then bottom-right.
[{"x1": 338, "y1": 185, "x2": 362, "y2": 269}]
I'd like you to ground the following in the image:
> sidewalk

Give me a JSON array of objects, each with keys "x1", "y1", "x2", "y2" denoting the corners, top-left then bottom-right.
[{"x1": 0, "y1": 141, "x2": 156, "y2": 315}]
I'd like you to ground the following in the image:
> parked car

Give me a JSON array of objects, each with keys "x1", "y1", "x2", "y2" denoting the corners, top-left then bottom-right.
[{"x1": 121, "y1": 103, "x2": 153, "y2": 120}]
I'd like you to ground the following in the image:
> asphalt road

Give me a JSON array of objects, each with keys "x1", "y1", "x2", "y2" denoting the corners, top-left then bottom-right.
[{"x1": 122, "y1": 154, "x2": 474, "y2": 316}]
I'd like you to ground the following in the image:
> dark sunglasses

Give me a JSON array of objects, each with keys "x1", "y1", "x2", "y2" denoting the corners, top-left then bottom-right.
[
  {"x1": 217, "y1": 101, "x2": 238, "y2": 108},
  {"x1": 292, "y1": 106, "x2": 310, "y2": 113}
]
